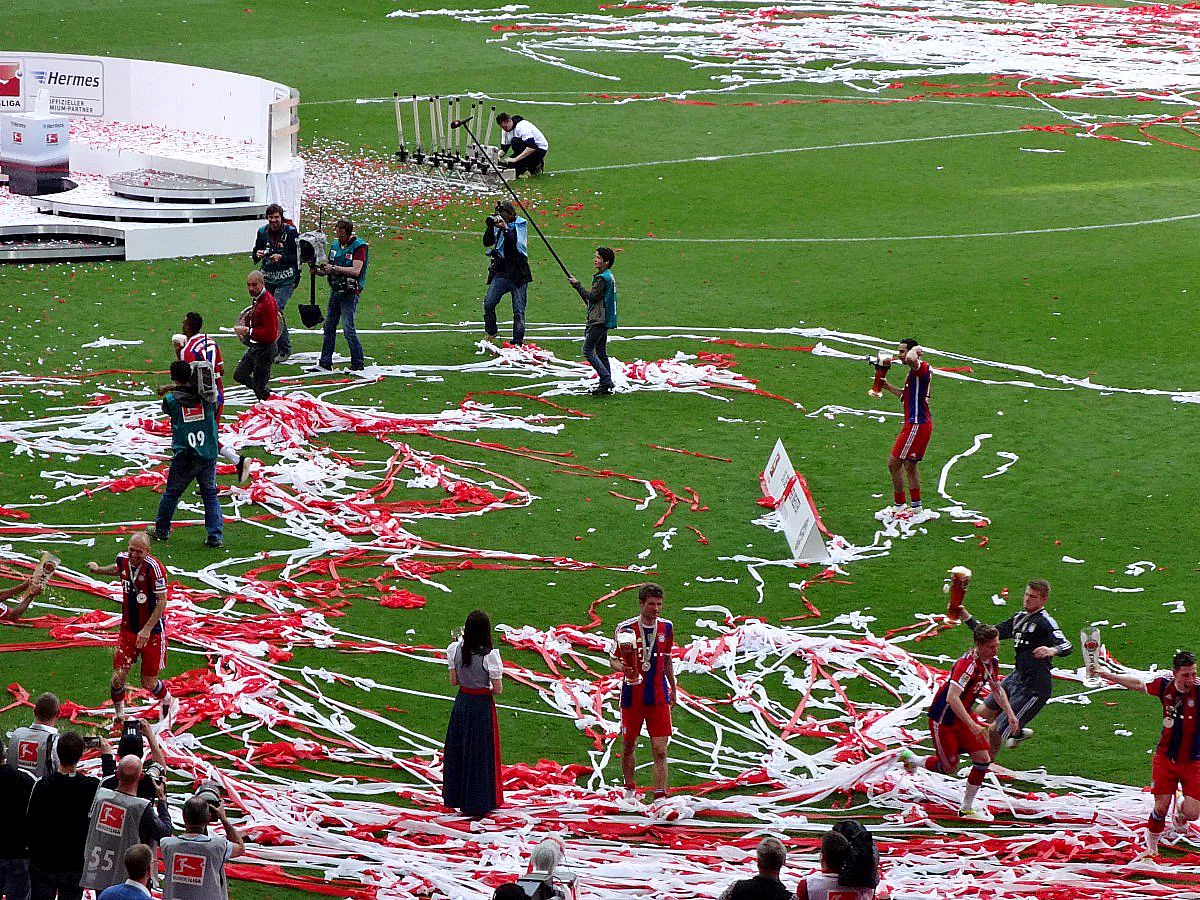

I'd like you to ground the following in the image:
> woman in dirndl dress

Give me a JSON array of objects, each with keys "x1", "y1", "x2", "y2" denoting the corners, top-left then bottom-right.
[{"x1": 443, "y1": 609, "x2": 504, "y2": 817}]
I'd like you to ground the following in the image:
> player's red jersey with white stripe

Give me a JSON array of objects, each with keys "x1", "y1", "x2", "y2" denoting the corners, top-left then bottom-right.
[
  {"x1": 617, "y1": 617, "x2": 673, "y2": 707},
  {"x1": 1148, "y1": 675, "x2": 1200, "y2": 762},
  {"x1": 180, "y1": 334, "x2": 225, "y2": 394},
  {"x1": 115, "y1": 552, "x2": 167, "y2": 635},
  {"x1": 928, "y1": 649, "x2": 997, "y2": 725},
  {"x1": 902, "y1": 360, "x2": 931, "y2": 424}
]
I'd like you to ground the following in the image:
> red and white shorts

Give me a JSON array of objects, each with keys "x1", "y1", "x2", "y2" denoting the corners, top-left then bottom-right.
[
  {"x1": 114, "y1": 629, "x2": 166, "y2": 679},
  {"x1": 929, "y1": 715, "x2": 989, "y2": 770},
  {"x1": 1152, "y1": 752, "x2": 1200, "y2": 801},
  {"x1": 622, "y1": 697, "x2": 672, "y2": 742},
  {"x1": 892, "y1": 421, "x2": 932, "y2": 461}
]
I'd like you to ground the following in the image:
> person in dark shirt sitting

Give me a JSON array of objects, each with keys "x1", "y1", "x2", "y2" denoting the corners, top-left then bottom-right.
[
  {"x1": 27, "y1": 731, "x2": 105, "y2": 900},
  {"x1": 718, "y1": 837, "x2": 792, "y2": 900}
]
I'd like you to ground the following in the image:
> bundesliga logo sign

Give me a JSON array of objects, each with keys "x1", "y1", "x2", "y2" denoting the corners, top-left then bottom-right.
[
  {"x1": 97, "y1": 802, "x2": 126, "y2": 836},
  {"x1": 17, "y1": 740, "x2": 37, "y2": 763},
  {"x1": 0, "y1": 61, "x2": 22, "y2": 111},
  {"x1": 172, "y1": 854, "x2": 206, "y2": 885}
]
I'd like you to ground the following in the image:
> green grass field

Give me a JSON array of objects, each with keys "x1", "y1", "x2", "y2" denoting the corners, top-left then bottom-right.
[{"x1": 3, "y1": 1, "x2": 1200, "y2": 896}]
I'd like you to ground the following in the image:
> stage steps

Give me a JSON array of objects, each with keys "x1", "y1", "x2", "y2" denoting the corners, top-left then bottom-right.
[
  {"x1": 0, "y1": 224, "x2": 125, "y2": 262},
  {"x1": 108, "y1": 169, "x2": 256, "y2": 204}
]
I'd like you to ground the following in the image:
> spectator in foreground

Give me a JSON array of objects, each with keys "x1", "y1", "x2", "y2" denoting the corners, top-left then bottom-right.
[
  {"x1": 0, "y1": 757, "x2": 35, "y2": 900},
  {"x1": 27, "y1": 731, "x2": 105, "y2": 900},
  {"x1": 718, "y1": 837, "x2": 791, "y2": 900},
  {"x1": 509, "y1": 837, "x2": 576, "y2": 900},
  {"x1": 96, "y1": 845, "x2": 152, "y2": 900},
  {"x1": 7, "y1": 691, "x2": 60, "y2": 779},
  {"x1": 797, "y1": 823, "x2": 879, "y2": 899}
]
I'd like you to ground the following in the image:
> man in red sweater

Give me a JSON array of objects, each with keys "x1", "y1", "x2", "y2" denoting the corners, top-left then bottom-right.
[{"x1": 233, "y1": 270, "x2": 278, "y2": 402}]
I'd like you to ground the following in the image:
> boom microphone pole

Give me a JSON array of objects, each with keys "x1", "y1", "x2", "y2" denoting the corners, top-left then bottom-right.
[{"x1": 450, "y1": 117, "x2": 572, "y2": 279}]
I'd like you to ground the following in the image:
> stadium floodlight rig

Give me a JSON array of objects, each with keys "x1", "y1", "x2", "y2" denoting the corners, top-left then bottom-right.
[{"x1": 393, "y1": 93, "x2": 506, "y2": 189}]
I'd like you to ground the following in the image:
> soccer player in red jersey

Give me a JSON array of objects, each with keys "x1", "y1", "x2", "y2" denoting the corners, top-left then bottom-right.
[
  {"x1": 612, "y1": 583, "x2": 677, "y2": 801},
  {"x1": 87, "y1": 533, "x2": 175, "y2": 725},
  {"x1": 881, "y1": 338, "x2": 932, "y2": 515},
  {"x1": 901, "y1": 624, "x2": 1018, "y2": 817},
  {"x1": 1100, "y1": 650, "x2": 1199, "y2": 854}
]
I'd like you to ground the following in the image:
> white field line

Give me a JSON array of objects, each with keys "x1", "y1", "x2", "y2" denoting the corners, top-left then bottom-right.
[
  {"x1": 410, "y1": 209, "x2": 1200, "y2": 244},
  {"x1": 548, "y1": 128, "x2": 1022, "y2": 173}
]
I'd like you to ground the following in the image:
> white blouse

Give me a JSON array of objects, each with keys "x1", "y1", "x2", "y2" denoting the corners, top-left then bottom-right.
[{"x1": 447, "y1": 640, "x2": 503, "y2": 679}]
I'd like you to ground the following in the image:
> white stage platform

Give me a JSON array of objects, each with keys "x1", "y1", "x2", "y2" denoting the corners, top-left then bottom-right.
[{"x1": 0, "y1": 52, "x2": 302, "y2": 263}]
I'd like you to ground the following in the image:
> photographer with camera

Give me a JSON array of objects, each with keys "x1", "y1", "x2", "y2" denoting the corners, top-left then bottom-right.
[
  {"x1": 80, "y1": 756, "x2": 172, "y2": 894},
  {"x1": 307, "y1": 219, "x2": 368, "y2": 373},
  {"x1": 159, "y1": 785, "x2": 244, "y2": 900},
  {"x1": 251, "y1": 204, "x2": 300, "y2": 364},
  {"x1": 26, "y1": 731, "x2": 107, "y2": 900},
  {"x1": 482, "y1": 201, "x2": 532, "y2": 347},
  {"x1": 99, "y1": 720, "x2": 165, "y2": 802},
  {"x1": 151, "y1": 360, "x2": 223, "y2": 549}
]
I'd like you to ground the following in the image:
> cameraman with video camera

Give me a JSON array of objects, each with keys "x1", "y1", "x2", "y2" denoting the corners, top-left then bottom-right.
[
  {"x1": 307, "y1": 219, "x2": 368, "y2": 373},
  {"x1": 159, "y1": 784, "x2": 244, "y2": 900},
  {"x1": 99, "y1": 720, "x2": 165, "y2": 802},
  {"x1": 481, "y1": 201, "x2": 532, "y2": 346}
]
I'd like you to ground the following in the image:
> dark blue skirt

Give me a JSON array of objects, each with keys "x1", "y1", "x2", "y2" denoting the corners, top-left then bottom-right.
[{"x1": 443, "y1": 687, "x2": 502, "y2": 817}]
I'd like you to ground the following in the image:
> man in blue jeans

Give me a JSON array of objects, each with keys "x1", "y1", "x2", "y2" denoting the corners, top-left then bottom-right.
[
  {"x1": 482, "y1": 201, "x2": 532, "y2": 346},
  {"x1": 153, "y1": 361, "x2": 223, "y2": 548},
  {"x1": 251, "y1": 204, "x2": 300, "y2": 363},
  {"x1": 308, "y1": 219, "x2": 368, "y2": 372}
]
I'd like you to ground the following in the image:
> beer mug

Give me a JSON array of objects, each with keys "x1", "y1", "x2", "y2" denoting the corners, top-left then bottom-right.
[
  {"x1": 868, "y1": 350, "x2": 892, "y2": 398},
  {"x1": 944, "y1": 566, "x2": 972, "y2": 618},
  {"x1": 616, "y1": 631, "x2": 642, "y2": 687}
]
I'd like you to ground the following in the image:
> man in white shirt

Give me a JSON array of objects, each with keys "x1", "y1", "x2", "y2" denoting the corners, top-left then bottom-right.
[{"x1": 496, "y1": 113, "x2": 549, "y2": 176}]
